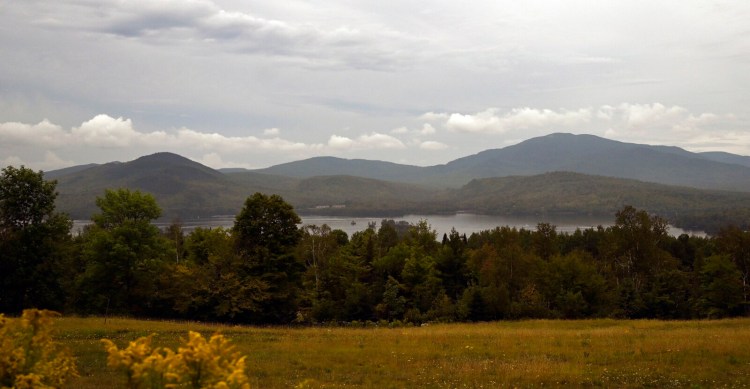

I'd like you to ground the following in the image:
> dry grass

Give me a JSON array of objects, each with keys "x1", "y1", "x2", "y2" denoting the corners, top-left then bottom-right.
[{"x1": 54, "y1": 317, "x2": 750, "y2": 388}]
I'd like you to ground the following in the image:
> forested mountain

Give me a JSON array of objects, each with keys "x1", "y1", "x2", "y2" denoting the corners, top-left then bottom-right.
[
  {"x1": 442, "y1": 172, "x2": 750, "y2": 232},
  {"x1": 252, "y1": 133, "x2": 750, "y2": 191},
  {"x1": 698, "y1": 151, "x2": 750, "y2": 168},
  {"x1": 52, "y1": 152, "x2": 433, "y2": 220},
  {"x1": 55, "y1": 152, "x2": 249, "y2": 219},
  {"x1": 43, "y1": 163, "x2": 99, "y2": 179},
  {"x1": 253, "y1": 156, "x2": 426, "y2": 182},
  {"x1": 427, "y1": 133, "x2": 750, "y2": 191},
  {"x1": 45, "y1": 150, "x2": 750, "y2": 233}
]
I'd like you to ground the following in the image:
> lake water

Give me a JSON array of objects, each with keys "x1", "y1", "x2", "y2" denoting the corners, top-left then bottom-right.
[{"x1": 74, "y1": 213, "x2": 705, "y2": 238}]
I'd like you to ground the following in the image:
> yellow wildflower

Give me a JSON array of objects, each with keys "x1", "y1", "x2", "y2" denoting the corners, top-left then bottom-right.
[
  {"x1": 102, "y1": 331, "x2": 250, "y2": 389},
  {"x1": 0, "y1": 309, "x2": 78, "y2": 389}
]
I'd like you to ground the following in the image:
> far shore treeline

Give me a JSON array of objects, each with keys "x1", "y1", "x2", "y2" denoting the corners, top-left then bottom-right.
[{"x1": 1, "y1": 166, "x2": 749, "y2": 323}]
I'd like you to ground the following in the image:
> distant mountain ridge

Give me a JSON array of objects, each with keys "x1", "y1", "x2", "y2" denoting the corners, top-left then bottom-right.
[
  {"x1": 51, "y1": 152, "x2": 433, "y2": 220},
  {"x1": 54, "y1": 152, "x2": 248, "y2": 219},
  {"x1": 253, "y1": 156, "x2": 425, "y2": 182},
  {"x1": 42, "y1": 134, "x2": 750, "y2": 233},
  {"x1": 252, "y1": 133, "x2": 750, "y2": 191},
  {"x1": 698, "y1": 151, "x2": 750, "y2": 168}
]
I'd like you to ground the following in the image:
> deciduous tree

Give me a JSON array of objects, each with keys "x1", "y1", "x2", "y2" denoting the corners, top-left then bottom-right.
[{"x1": 0, "y1": 166, "x2": 71, "y2": 312}]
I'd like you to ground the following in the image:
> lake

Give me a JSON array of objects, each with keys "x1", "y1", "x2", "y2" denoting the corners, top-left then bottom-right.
[{"x1": 74, "y1": 213, "x2": 705, "y2": 238}]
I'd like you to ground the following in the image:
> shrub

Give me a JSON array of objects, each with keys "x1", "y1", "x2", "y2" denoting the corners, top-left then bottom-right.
[
  {"x1": 0, "y1": 309, "x2": 78, "y2": 388},
  {"x1": 101, "y1": 331, "x2": 250, "y2": 389}
]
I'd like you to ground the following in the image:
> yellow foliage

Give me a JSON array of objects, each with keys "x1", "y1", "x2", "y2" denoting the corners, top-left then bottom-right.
[
  {"x1": 102, "y1": 331, "x2": 250, "y2": 389},
  {"x1": 0, "y1": 309, "x2": 78, "y2": 389}
]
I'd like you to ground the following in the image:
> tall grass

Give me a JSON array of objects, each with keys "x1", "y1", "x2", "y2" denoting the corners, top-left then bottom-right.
[{"x1": 55, "y1": 317, "x2": 750, "y2": 388}]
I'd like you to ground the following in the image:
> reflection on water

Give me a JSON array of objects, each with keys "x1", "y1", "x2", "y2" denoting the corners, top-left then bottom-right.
[{"x1": 73, "y1": 213, "x2": 706, "y2": 238}]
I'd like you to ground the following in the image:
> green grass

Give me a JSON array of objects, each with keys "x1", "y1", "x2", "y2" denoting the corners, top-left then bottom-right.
[{"x1": 55, "y1": 317, "x2": 750, "y2": 388}]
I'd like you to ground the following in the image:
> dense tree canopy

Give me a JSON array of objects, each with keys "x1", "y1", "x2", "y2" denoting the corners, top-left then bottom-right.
[
  {"x1": 232, "y1": 193, "x2": 304, "y2": 323},
  {"x1": 74, "y1": 189, "x2": 170, "y2": 315},
  {"x1": 0, "y1": 172, "x2": 748, "y2": 324},
  {"x1": 0, "y1": 166, "x2": 71, "y2": 312}
]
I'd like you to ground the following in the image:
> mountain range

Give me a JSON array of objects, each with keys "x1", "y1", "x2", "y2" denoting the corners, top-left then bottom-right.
[
  {"x1": 253, "y1": 133, "x2": 750, "y2": 190},
  {"x1": 46, "y1": 133, "x2": 750, "y2": 233}
]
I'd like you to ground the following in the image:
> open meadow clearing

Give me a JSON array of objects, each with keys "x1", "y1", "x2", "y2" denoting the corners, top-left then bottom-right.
[{"x1": 53, "y1": 316, "x2": 750, "y2": 388}]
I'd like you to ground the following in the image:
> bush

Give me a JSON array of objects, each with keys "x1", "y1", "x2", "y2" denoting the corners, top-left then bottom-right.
[
  {"x1": 101, "y1": 331, "x2": 250, "y2": 389},
  {"x1": 0, "y1": 309, "x2": 78, "y2": 388}
]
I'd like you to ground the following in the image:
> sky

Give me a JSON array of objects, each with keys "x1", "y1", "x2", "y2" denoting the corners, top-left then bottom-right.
[{"x1": 1, "y1": 0, "x2": 749, "y2": 171}]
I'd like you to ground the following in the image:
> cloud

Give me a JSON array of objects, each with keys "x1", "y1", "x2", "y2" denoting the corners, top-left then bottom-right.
[
  {"x1": 420, "y1": 123, "x2": 436, "y2": 135},
  {"x1": 1, "y1": 115, "x2": 415, "y2": 169},
  {"x1": 419, "y1": 141, "x2": 448, "y2": 150},
  {"x1": 327, "y1": 132, "x2": 405, "y2": 151},
  {"x1": 35, "y1": 0, "x2": 417, "y2": 70},
  {"x1": 263, "y1": 128, "x2": 280, "y2": 136},
  {"x1": 426, "y1": 104, "x2": 727, "y2": 138},
  {"x1": 391, "y1": 123, "x2": 435, "y2": 136},
  {"x1": 0, "y1": 151, "x2": 75, "y2": 172},
  {"x1": 592, "y1": 103, "x2": 725, "y2": 137},
  {"x1": 440, "y1": 107, "x2": 593, "y2": 134},
  {"x1": 615, "y1": 103, "x2": 688, "y2": 128},
  {"x1": 327, "y1": 135, "x2": 356, "y2": 150},
  {"x1": 0, "y1": 119, "x2": 68, "y2": 146},
  {"x1": 175, "y1": 128, "x2": 313, "y2": 151},
  {"x1": 358, "y1": 133, "x2": 406, "y2": 149},
  {"x1": 2, "y1": 114, "x2": 307, "y2": 155},
  {"x1": 420, "y1": 112, "x2": 449, "y2": 121},
  {"x1": 72, "y1": 114, "x2": 168, "y2": 147},
  {"x1": 420, "y1": 103, "x2": 741, "y2": 155}
]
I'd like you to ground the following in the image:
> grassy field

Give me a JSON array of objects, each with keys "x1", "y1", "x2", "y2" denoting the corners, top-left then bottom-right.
[{"x1": 53, "y1": 317, "x2": 750, "y2": 388}]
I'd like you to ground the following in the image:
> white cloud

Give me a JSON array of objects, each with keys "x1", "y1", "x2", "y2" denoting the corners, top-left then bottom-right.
[
  {"x1": 327, "y1": 132, "x2": 405, "y2": 151},
  {"x1": 421, "y1": 103, "x2": 743, "y2": 155},
  {"x1": 391, "y1": 123, "x2": 435, "y2": 136},
  {"x1": 442, "y1": 107, "x2": 592, "y2": 134},
  {"x1": 0, "y1": 151, "x2": 75, "y2": 172},
  {"x1": 419, "y1": 141, "x2": 448, "y2": 150},
  {"x1": 420, "y1": 123, "x2": 436, "y2": 135},
  {"x1": 420, "y1": 112, "x2": 449, "y2": 121},
  {"x1": 590, "y1": 103, "x2": 725, "y2": 138},
  {"x1": 327, "y1": 135, "x2": 356, "y2": 150},
  {"x1": 0, "y1": 119, "x2": 68, "y2": 147},
  {"x1": 357, "y1": 133, "x2": 406, "y2": 149},
  {"x1": 617, "y1": 103, "x2": 688, "y2": 128},
  {"x1": 1, "y1": 115, "x2": 419, "y2": 160},
  {"x1": 72, "y1": 115, "x2": 140, "y2": 147},
  {"x1": 175, "y1": 128, "x2": 313, "y2": 151}
]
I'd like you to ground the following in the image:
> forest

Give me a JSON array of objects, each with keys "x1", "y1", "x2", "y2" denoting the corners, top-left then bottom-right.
[{"x1": 1, "y1": 165, "x2": 749, "y2": 323}]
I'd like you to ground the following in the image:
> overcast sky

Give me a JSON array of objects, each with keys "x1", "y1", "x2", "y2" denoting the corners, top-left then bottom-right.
[{"x1": 1, "y1": 1, "x2": 749, "y2": 171}]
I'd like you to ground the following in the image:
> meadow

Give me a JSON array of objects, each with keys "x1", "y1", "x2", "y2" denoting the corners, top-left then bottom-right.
[{"x1": 53, "y1": 317, "x2": 750, "y2": 388}]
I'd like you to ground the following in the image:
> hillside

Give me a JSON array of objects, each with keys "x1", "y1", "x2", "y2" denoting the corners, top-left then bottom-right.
[
  {"x1": 52, "y1": 153, "x2": 434, "y2": 220},
  {"x1": 44, "y1": 133, "x2": 750, "y2": 232},
  {"x1": 699, "y1": 151, "x2": 750, "y2": 168},
  {"x1": 54, "y1": 152, "x2": 250, "y2": 219},
  {"x1": 424, "y1": 133, "x2": 750, "y2": 190},
  {"x1": 442, "y1": 172, "x2": 750, "y2": 232},
  {"x1": 254, "y1": 156, "x2": 426, "y2": 183},
  {"x1": 251, "y1": 133, "x2": 750, "y2": 191}
]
